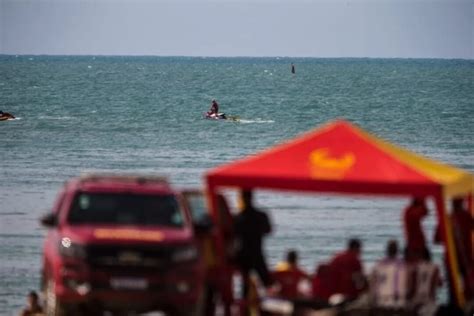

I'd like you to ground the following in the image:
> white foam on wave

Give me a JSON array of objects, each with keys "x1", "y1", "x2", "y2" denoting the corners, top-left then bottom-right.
[
  {"x1": 238, "y1": 119, "x2": 275, "y2": 124},
  {"x1": 38, "y1": 115, "x2": 75, "y2": 120}
]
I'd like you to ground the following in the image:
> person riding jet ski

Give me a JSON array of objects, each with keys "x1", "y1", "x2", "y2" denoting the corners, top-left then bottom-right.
[
  {"x1": 206, "y1": 100, "x2": 227, "y2": 119},
  {"x1": 207, "y1": 100, "x2": 219, "y2": 116}
]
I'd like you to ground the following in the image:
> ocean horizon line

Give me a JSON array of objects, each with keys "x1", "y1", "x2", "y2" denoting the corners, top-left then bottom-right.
[{"x1": 1, "y1": 54, "x2": 472, "y2": 61}]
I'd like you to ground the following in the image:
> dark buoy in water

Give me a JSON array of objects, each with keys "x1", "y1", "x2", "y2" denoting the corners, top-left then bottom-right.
[{"x1": 291, "y1": 63, "x2": 296, "y2": 74}]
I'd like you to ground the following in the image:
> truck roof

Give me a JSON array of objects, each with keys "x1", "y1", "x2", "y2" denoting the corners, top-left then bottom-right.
[{"x1": 64, "y1": 173, "x2": 175, "y2": 195}]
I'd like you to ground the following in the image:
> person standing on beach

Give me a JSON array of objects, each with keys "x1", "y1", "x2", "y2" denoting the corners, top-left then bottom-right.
[
  {"x1": 234, "y1": 190, "x2": 273, "y2": 299},
  {"x1": 403, "y1": 198, "x2": 429, "y2": 256}
]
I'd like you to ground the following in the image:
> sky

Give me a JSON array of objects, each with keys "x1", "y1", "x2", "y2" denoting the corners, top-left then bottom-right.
[{"x1": 0, "y1": 0, "x2": 473, "y2": 59}]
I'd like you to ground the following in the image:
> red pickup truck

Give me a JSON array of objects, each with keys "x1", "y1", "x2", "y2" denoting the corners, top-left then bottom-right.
[{"x1": 40, "y1": 174, "x2": 206, "y2": 315}]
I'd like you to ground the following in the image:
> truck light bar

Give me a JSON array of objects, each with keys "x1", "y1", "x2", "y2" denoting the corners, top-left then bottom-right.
[{"x1": 79, "y1": 172, "x2": 169, "y2": 185}]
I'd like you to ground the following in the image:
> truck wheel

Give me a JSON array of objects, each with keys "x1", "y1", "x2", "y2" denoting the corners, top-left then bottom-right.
[{"x1": 44, "y1": 279, "x2": 67, "y2": 316}]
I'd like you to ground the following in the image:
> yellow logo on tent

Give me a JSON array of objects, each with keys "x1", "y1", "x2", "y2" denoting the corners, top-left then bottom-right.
[{"x1": 309, "y1": 148, "x2": 355, "y2": 179}]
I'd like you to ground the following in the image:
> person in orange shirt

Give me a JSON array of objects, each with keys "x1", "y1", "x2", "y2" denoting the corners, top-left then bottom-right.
[{"x1": 270, "y1": 250, "x2": 309, "y2": 300}]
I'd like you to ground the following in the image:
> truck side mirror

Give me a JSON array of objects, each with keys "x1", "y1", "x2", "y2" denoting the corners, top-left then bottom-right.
[{"x1": 40, "y1": 213, "x2": 58, "y2": 228}]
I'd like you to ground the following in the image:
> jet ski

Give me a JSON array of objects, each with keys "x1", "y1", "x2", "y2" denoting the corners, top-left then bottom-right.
[
  {"x1": 204, "y1": 112, "x2": 240, "y2": 121},
  {"x1": 0, "y1": 112, "x2": 15, "y2": 121},
  {"x1": 205, "y1": 112, "x2": 227, "y2": 120}
]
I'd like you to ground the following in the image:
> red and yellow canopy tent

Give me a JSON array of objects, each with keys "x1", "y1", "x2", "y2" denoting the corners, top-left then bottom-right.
[{"x1": 205, "y1": 119, "x2": 474, "y2": 307}]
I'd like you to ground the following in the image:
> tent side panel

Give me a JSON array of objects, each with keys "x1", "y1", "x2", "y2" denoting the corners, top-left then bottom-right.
[
  {"x1": 205, "y1": 182, "x2": 225, "y2": 267},
  {"x1": 435, "y1": 194, "x2": 465, "y2": 307},
  {"x1": 469, "y1": 193, "x2": 474, "y2": 267}
]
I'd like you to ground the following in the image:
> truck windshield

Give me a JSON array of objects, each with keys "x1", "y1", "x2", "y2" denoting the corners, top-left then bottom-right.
[{"x1": 68, "y1": 193, "x2": 184, "y2": 227}]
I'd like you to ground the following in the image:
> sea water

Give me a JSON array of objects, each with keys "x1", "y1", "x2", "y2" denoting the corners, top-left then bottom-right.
[{"x1": 1, "y1": 56, "x2": 473, "y2": 313}]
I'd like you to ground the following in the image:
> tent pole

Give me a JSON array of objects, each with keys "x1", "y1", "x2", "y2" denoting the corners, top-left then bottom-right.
[
  {"x1": 206, "y1": 183, "x2": 225, "y2": 266},
  {"x1": 435, "y1": 193, "x2": 465, "y2": 307},
  {"x1": 468, "y1": 193, "x2": 474, "y2": 265}
]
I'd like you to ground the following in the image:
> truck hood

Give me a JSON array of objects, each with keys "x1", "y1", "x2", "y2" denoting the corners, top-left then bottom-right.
[{"x1": 60, "y1": 225, "x2": 193, "y2": 246}]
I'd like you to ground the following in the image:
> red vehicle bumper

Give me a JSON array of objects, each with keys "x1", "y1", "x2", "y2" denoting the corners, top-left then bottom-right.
[{"x1": 54, "y1": 263, "x2": 204, "y2": 312}]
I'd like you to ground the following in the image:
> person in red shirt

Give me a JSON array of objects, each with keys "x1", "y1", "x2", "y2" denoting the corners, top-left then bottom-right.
[
  {"x1": 403, "y1": 198, "x2": 429, "y2": 256},
  {"x1": 328, "y1": 238, "x2": 366, "y2": 300},
  {"x1": 312, "y1": 263, "x2": 332, "y2": 301},
  {"x1": 270, "y1": 250, "x2": 309, "y2": 300}
]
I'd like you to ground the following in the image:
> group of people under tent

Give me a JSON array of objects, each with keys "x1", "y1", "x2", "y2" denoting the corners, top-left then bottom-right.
[{"x1": 207, "y1": 191, "x2": 474, "y2": 316}]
